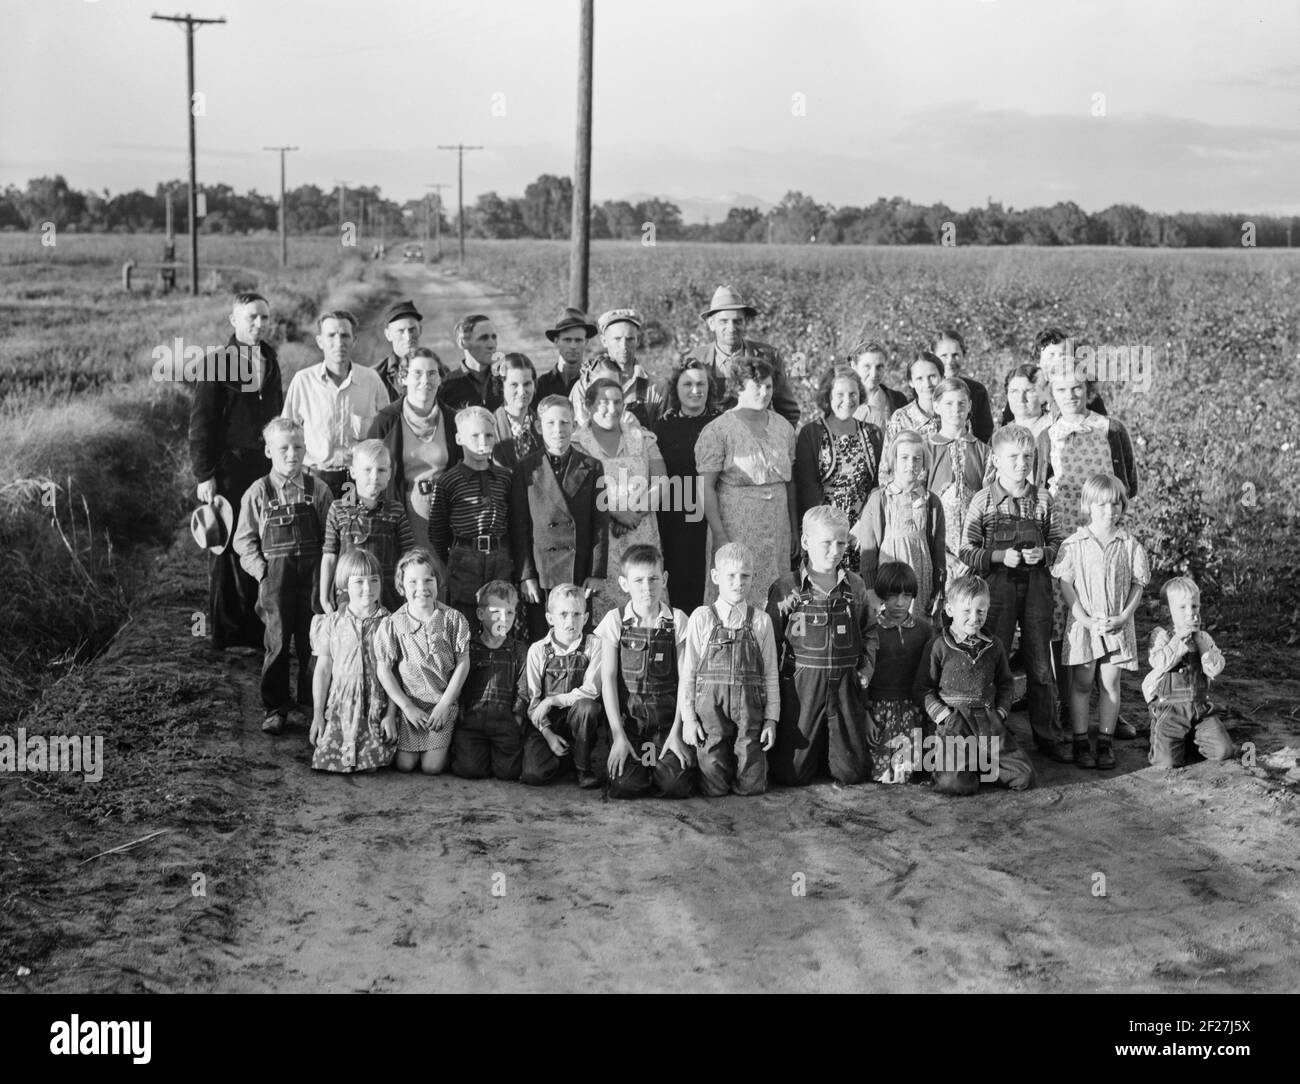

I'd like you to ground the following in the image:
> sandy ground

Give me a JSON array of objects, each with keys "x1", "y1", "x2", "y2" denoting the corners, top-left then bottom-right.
[{"x1": 3, "y1": 267, "x2": 1299, "y2": 994}]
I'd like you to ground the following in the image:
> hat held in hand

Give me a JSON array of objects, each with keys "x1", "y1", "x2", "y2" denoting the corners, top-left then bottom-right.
[
  {"x1": 191, "y1": 495, "x2": 234, "y2": 554},
  {"x1": 700, "y1": 285, "x2": 758, "y2": 321}
]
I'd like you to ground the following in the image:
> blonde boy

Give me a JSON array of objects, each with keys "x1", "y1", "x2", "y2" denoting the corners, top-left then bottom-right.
[{"x1": 680, "y1": 543, "x2": 780, "y2": 796}]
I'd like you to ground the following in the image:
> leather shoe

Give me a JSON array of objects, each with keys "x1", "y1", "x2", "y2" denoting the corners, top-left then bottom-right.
[
  {"x1": 1039, "y1": 740, "x2": 1075, "y2": 764},
  {"x1": 1114, "y1": 716, "x2": 1139, "y2": 740},
  {"x1": 577, "y1": 770, "x2": 601, "y2": 789}
]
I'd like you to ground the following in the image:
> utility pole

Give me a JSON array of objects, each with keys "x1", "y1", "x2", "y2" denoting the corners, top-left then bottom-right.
[
  {"x1": 425, "y1": 183, "x2": 449, "y2": 262},
  {"x1": 335, "y1": 180, "x2": 349, "y2": 234},
  {"x1": 569, "y1": 0, "x2": 594, "y2": 312},
  {"x1": 263, "y1": 145, "x2": 297, "y2": 267},
  {"x1": 152, "y1": 12, "x2": 226, "y2": 296},
  {"x1": 437, "y1": 144, "x2": 483, "y2": 265}
]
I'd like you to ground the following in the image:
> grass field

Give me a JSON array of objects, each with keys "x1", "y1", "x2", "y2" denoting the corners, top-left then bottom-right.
[{"x1": 463, "y1": 240, "x2": 1300, "y2": 636}]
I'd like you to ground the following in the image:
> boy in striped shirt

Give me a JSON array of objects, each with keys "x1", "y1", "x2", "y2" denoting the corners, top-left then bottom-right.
[{"x1": 428, "y1": 407, "x2": 514, "y2": 628}]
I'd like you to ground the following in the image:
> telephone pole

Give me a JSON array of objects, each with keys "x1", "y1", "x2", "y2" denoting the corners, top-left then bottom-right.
[
  {"x1": 152, "y1": 12, "x2": 226, "y2": 296},
  {"x1": 569, "y1": 0, "x2": 594, "y2": 311},
  {"x1": 335, "y1": 180, "x2": 350, "y2": 235},
  {"x1": 425, "y1": 182, "x2": 449, "y2": 262},
  {"x1": 437, "y1": 144, "x2": 483, "y2": 265},
  {"x1": 263, "y1": 145, "x2": 297, "y2": 267}
]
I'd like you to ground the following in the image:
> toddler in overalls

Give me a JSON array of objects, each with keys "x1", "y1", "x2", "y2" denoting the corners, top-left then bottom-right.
[
  {"x1": 767, "y1": 506, "x2": 878, "y2": 787},
  {"x1": 915, "y1": 574, "x2": 1036, "y2": 794},
  {"x1": 451, "y1": 580, "x2": 529, "y2": 781},
  {"x1": 959, "y1": 423, "x2": 1071, "y2": 763},
  {"x1": 1142, "y1": 576, "x2": 1236, "y2": 769},
  {"x1": 521, "y1": 583, "x2": 606, "y2": 788},
  {"x1": 233, "y1": 418, "x2": 334, "y2": 734},
  {"x1": 596, "y1": 544, "x2": 694, "y2": 799},
  {"x1": 680, "y1": 542, "x2": 780, "y2": 797},
  {"x1": 319, "y1": 439, "x2": 415, "y2": 614}
]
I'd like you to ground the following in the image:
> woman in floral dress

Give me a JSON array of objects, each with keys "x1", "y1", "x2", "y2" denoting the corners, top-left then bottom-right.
[
  {"x1": 794, "y1": 365, "x2": 882, "y2": 571},
  {"x1": 884, "y1": 351, "x2": 944, "y2": 447},
  {"x1": 696, "y1": 356, "x2": 798, "y2": 606},
  {"x1": 925, "y1": 377, "x2": 990, "y2": 580},
  {"x1": 572, "y1": 378, "x2": 667, "y2": 625},
  {"x1": 491, "y1": 352, "x2": 540, "y2": 470}
]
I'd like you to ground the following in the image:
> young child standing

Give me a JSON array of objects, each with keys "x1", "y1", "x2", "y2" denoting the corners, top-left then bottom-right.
[
  {"x1": 915, "y1": 574, "x2": 1036, "y2": 794},
  {"x1": 853, "y1": 429, "x2": 946, "y2": 616},
  {"x1": 865, "y1": 562, "x2": 932, "y2": 783},
  {"x1": 767, "y1": 506, "x2": 878, "y2": 787},
  {"x1": 428, "y1": 407, "x2": 514, "y2": 626},
  {"x1": 510, "y1": 395, "x2": 608, "y2": 641},
  {"x1": 1051, "y1": 473, "x2": 1150, "y2": 769},
  {"x1": 926, "y1": 378, "x2": 990, "y2": 581},
  {"x1": 320, "y1": 439, "x2": 415, "y2": 615},
  {"x1": 679, "y1": 542, "x2": 780, "y2": 797},
  {"x1": 960, "y1": 424, "x2": 1071, "y2": 763},
  {"x1": 451, "y1": 580, "x2": 530, "y2": 781},
  {"x1": 1142, "y1": 577, "x2": 1236, "y2": 769},
  {"x1": 596, "y1": 545, "x2": 694, "y2": 799},
  {"x1": 233, "y1": 418, "x2": 334, "y2": 735},
  {"x1": 375, "y1": 549, "x2": 471, "y2": 775},
  {"x1": 308, "y1": 549, "x2": 396, "y2": 772},
  {"x1": 520, "y1": 583, "x2": 606, "y2": 788}
]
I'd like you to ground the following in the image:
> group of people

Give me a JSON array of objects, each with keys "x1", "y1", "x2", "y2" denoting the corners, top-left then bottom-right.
[{"x1": 186, "y1": 285, "x2": 1237, "y2": 793}]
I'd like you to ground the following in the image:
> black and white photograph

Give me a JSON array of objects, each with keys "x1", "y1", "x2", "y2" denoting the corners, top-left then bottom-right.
[{"x1": 1, "y1": 0, "x2": 1298, "y2": 1028}]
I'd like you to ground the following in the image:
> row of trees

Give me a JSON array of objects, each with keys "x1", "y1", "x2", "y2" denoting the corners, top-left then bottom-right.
[{"x1": 4, "y1": 174, "x2": 1295, "y2": 248}]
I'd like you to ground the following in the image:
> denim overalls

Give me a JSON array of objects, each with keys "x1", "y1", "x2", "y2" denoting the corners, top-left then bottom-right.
[
  {"x1": 771, "y1": 576, "x2": 873, "y2": 788},
  {"x1": 1147, "y1": 647, "x2": 1234, "y2": 768},
  {"x1": 452, "y1": 638, "x2": 526, "y2": 780},
  {"x1": 608, "y1": 610, "x2": 692, "y2": 799},
  {"x1": 520, "y1": 638, "x2": 603, "y2": 785},
  {"x1": 256, "y1": 474, "x2": 324, "y2": 713},
  {"x1": 693, "y1": 604, "x2": 768, "y2": 797}
]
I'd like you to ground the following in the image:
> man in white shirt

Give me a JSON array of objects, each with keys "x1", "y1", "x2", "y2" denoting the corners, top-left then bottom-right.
[{"x1": 281, "y1": 310, "x2": 389, "y2": 498}]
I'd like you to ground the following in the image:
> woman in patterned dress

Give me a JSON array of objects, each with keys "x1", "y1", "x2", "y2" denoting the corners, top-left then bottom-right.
[
  {"x1": 308, "y1": 550, "x2": 396, "y2": 773},
  {"x1": 653, "y1": 358, "x2": 721, "y2": 613},
  {"x1": 882, "y1": 352, "x2": 944, "y2": 487},
  {"x1": 491, "y1": 352, "x2": 540, "y2": 470},
  {"x1": 571, "y1": 378, "x2": 667, "y2": 626},
  {"x1": 852, "y1": 430, "x2": 947, "y2": 616},
  {"x1": 925, "y1": 378, "x2": 990, "y2": 580},
  {"x1": 794, "y1": 365, "x2": 882, "y2": 571},
  {"x1": 1000, "y1": 363, "x2": 1052, "y2": 440},
  {"x1": 1038, "y1": 359, "x2": 1140, "y2": 729},
  {"x1": 696, "y1": 356, "x2": 799, "y2": 606}
]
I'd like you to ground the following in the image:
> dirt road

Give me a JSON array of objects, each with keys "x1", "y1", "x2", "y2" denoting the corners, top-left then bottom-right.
[{"x1": 3, "y1": 267, "x2": 1299, "y2": 994}]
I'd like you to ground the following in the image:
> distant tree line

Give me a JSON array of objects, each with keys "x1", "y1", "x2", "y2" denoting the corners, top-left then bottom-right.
[{"x1": 4, "y1": 173, "x2": 1295, "y2": 247}]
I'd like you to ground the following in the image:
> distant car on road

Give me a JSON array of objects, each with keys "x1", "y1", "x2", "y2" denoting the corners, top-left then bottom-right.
[{"x1": 403, "y1": 244, "x2": 423, "y2": 262}]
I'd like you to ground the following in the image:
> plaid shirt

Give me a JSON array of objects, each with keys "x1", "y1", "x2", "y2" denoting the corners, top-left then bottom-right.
[{"x1": 959, "y1": 480, "x2": 1063, "y2": 575}]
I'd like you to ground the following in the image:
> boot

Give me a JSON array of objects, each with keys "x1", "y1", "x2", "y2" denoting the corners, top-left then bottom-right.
[
  {"x1": 1096, "y1": 736, "x2": 1116, "y2": 770},
  {"x1": 1074, "y1": 735, "x2": 1096, "y2": 769}
]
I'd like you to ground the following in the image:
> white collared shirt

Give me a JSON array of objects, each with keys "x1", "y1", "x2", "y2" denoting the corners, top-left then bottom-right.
[{"x1": 282, "y1": 361, "x2": 388, "y2": 469}]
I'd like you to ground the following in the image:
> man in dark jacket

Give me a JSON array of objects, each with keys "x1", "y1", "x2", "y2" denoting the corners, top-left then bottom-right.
[
  {"x1": 679, "y1": 285, "x2": 801, "y2": 426},
  {"x1": 373, "y1": 298, "x2": 423, "y2": 402},
  {"x1": 536, "y1": 306, "x2": 597, "y2": 402},
  {"x1": 189, "y1": 292, "x2": 284, "y2": 652}
]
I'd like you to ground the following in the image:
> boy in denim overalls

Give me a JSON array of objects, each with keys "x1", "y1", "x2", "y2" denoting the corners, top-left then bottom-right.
[
  {"x1": 451, "y1": 581, "x2": 529, "y2": 780},
  {"x1": 768, "y1": 506, "x2": 879, "y2": 787},
  {"x1": 596, "y1": 544, "x2": 694, "y2": 798},
  {"x1": 679, "y1": 543, "x2": 780, "y2": 797},
  {"x1": 1142, "y1": 577, "x2": 1236, "y2": 768},
  {"x1": 959, "y1": 424, "x2": 1070, "y2": 763},
  {"x1": 234, "y1": 418, "x2": 334, "y2": 734},
  {"x1": 520, "y1": 583, "x2": 605, "y2": 788}
]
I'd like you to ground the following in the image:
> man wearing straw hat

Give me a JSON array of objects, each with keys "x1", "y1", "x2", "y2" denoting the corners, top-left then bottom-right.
[
  {"x1": 536, "y1": 306, "x2": 597, "y2": 402},
  {"x1": 189, "y1": 291, "x2": 284, "y2": 654},
  {"x1": 682, "y1": 285, "x2": 801, "y2": 425}
]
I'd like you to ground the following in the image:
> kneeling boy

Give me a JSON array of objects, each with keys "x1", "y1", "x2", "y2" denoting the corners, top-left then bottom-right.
[
  {"x1": 521, "y1": 583, "x2": 605, "y2": 788},
  {"x1": 768, "y1": 506, "x2": 878, "y2": 786},
  {"x1": 679, "y1": 543, "x2": 779, "y2": 797},
  {"x1": 452, "y1": 581, "x2": 529, "y2": 780},
  {"x1": 596, "y1": 545, "x2": 694, "y2": 798},
  {"x1": 1143, "y1": 576, "x2": 1236, "y2": 768}
]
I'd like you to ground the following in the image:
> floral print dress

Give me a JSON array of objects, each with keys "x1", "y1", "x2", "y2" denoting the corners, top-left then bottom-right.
[
  {"x1": 309, "y1": 607, "x2": 395, "y2": 772},
  {"x1": 820, "y1": 424, "x2": 878, "y2": 572}
]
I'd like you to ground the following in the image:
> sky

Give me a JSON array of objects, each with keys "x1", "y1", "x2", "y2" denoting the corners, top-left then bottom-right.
[{"x1": 3, "y1": 0, "x2": 1299, "y2": 219}]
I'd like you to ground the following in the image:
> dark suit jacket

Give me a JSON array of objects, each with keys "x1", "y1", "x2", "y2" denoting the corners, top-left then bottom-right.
[
  {"x1": 678, "y1": 338, "x2": 801, "y2": 427},
  {"x1": 365, "y1": 398, "x2": 463, "y2": 504},
  {"x1": 189, "y1": 335, "x2": 284, "y2": 486},
  {"x1": 793, "y1": 416, "x2": 884, "y2": 525},
  {"x1": 536, "y1": 363, "x2": 581, "y2": 404},
  {"x1": 959, "y1": 375, "x2": 995, "y2": 443},
  {"x1": 442, "y1": 363, "x2": 503, "y2": 412},
  {"x1": 510, "y1": 447, "x2": 609, "y2": 587},
  {"x1": 374, "y1": 352, "x2": 402, "y2": 403}
]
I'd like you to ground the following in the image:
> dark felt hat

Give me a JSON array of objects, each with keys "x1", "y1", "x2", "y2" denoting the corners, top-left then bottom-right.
[{"x1": 545, "y1": 306, "x2": 598, "y2": 342}]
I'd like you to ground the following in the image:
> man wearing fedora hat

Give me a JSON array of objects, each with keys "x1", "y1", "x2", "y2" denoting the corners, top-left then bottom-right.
[
  {"x1": 536, "y1": 306, "x2": 597, "y2": 403},
  {"x1": 569, "y1": 308, "x2": 665, "y2": 427},
  {"x1": 189, "y1": 291, "x2": 285, "y2": 653},
  {"x1": 374, "y1": 299, "x2": 423, "y2": 403},
  {"x1": 680, "y1": 285, "x2": 801, "y2": 425}
]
